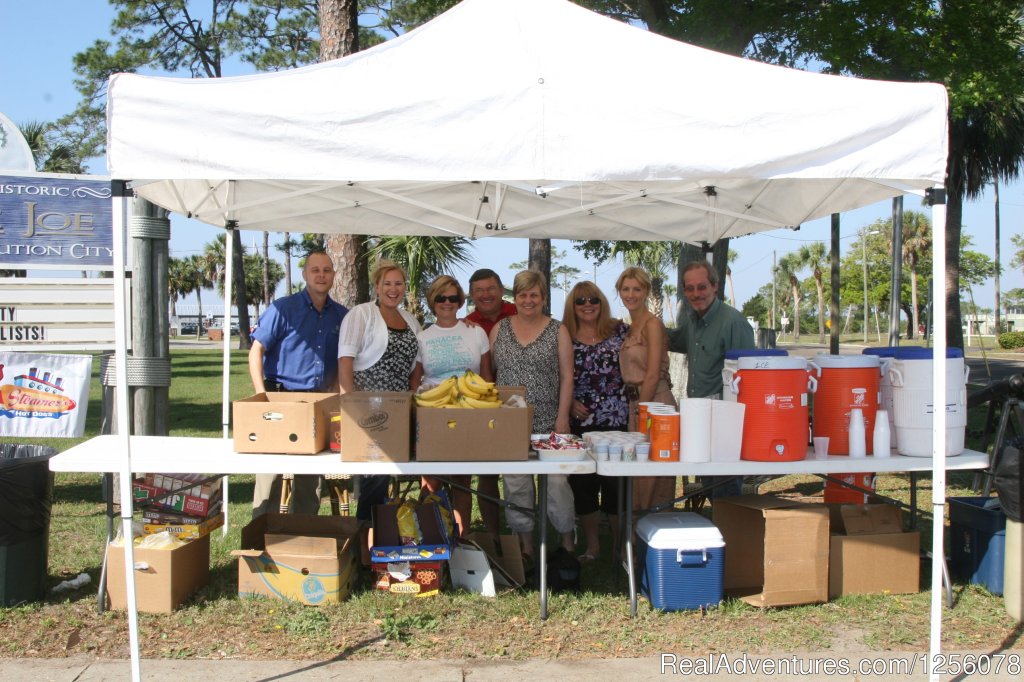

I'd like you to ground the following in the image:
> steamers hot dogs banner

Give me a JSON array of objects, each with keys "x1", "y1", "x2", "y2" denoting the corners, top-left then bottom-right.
[{"x1": 0, "y1": 352, "x2": 92, "y2": 437}]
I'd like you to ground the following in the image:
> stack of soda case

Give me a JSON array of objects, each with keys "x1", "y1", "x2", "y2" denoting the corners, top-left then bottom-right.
[{"x1": 133, "y1": 472, "x2": 225, "y2": 540}]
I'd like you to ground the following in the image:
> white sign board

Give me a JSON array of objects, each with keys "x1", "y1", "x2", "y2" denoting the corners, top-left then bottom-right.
[{"x1": 0, "y1": 278, "x2": 121, "y2": 350}]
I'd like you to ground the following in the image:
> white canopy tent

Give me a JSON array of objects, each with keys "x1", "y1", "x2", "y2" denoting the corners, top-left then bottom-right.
[{"x1": 104, "y1": 0, "x2": 952, "y2": 679}]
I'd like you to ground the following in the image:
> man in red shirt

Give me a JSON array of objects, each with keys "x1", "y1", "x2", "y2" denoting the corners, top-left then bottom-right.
[
  {"x1": 464, "y1": 268, "x2": 516, "y2": 534},
  {"x1": 465, "y1": 269, "x2": 517, "y2": 336}
]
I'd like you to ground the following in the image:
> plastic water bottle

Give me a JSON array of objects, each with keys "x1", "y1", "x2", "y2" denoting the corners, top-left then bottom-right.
[
  {"x1": 873, "y1": 409, "x2": 891, "y2": 458},
  {"x1": 849, "y1": 408, "x2": 866, "y2": 458}
]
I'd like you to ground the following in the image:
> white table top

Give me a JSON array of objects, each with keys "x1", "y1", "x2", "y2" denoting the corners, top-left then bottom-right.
[
  {"x1": 596, "y1": 449, "x2": 990, "y2": 476},
  {"x1": 49, "y1": 435, "x2": 596, "y2": 476}
]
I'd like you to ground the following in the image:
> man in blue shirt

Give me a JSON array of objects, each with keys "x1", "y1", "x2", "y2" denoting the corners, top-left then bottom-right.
[{"x1": 249, "y1": 250, "x2": 348, "y2": 516}]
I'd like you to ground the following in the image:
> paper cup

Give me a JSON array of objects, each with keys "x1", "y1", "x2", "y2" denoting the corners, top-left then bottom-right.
[{"x1": 813, "y1": 436, "x2": 830, "y2": 459}]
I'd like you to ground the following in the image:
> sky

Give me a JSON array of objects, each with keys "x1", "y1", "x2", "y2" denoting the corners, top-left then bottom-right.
[{"x1": 2, "y1": 0, "x2": 1021, "y2": 322}]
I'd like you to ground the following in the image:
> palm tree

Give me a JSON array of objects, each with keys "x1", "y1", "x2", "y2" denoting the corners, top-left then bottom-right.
[
  {"x1": 188, "y1": 252, "x2": 218, "y2": 340},
  {"x1": 662, "y1": 284, "x2": 677, "y2": 325},
  {"x1": 18, "y1": 120, "x2": 85, "y2": 173},
  {"x1": 901, "y1": 211, "x2": 931, "y2": 340},
  {"x1": 167, "y1": 256, "x2": 194, "y2": 319},
  {"x1": 797, "y1": 242, "x2": 829, "y2": 344},
  {"x1": 776, "y1": 253, "x2": 804, "y2": 341},
  {"x1": 367, "y1": 236, "x2": 474, "y2": 323},
  {"x1": 725, "y1": 249, "x2": 739, "y2": 307}
]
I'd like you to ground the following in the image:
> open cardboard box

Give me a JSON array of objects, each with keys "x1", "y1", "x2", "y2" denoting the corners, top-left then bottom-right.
[
  {"x1": 712, "y1": 495, "x2": 830, "y2": 607},
  {"x1": 450, "y1": 532, "x2": 525, "y2": 596},
  {"x1": 828, "y1": 503, "x2": 920, "y2": 598},
  {"x1": 415, "y1": 387, "x2": 533, "y2": 461},
  {"x1": 339, "y1": 391, "x2": 412, "y2": 462},
  {"x1": 233, "y1": 392, "x2": 337, "y2": 454},
  {"x1": 371, "y1": 496, "x2": 456, "y2": 563},
  {"x1": 232, "y1": 513, "x2": 359, "y2": 605},
  {"x1": 105, "y1": 534, "x2": 210, "y2": 613}
]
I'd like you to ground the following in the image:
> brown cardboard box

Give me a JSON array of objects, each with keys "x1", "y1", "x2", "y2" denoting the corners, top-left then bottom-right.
[
  {"x1": 232, "y1": 514, "x2": 359, "y2": 605},
  {"x1": 105, "y1": 534, "x2": 210, "y2": 613},
  {"x1": 415, "y1": 387, "x2": 532, "y2": 461},
  {"x1": 370, "y1": 499, "x2": 455, "y2": 563},
  {"x1": 828, "y1": 503, "x2": 920, "y2": 598},
  {"x1": 338, "y1": 392, "x2": 412, "y2": 462},
  {"x1": 233, "y1": 392, "x2": 338, "y2": 454},
  {"x1": 372, "y1": 560, "x2": 446, "y2": 597},
  {"x1": 712, "y1": 495, "x2": 830, "y2": 607}
]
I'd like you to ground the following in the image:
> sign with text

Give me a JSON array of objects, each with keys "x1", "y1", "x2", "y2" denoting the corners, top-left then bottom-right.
[
  {"x1": 0, "y1": 352, "x2": 93, "y2": 437},
  {"x1": 0, "y1": 173, "x2": 114, "y2": 269},
  {"x1": 0, "y1": 278, "x2": 120, "y2": 351}
]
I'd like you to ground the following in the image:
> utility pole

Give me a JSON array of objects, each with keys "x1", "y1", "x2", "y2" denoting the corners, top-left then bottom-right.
[
  {"x1": 862, "y1": 227, "x2": 870, "y2": 343},
  {"x1": 995, "y1": 179, "x2": 1002, "y2": 336},
  {"x1": 771, "y1": 250, "x2": 777, "y2": 330}
]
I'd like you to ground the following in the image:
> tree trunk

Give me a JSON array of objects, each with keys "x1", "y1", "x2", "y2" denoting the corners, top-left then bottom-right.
[
  {"x1": 910, "y1": 261, "x2": 920, "y2": 340},
  {"x1": 945, "y1": 196, "x2": 964, "y2": 349},
  {"x1": 321, "y1": 0, "x2": 368, "y2": 308},
  {"x1": 262, "y1": 232, "x2": 270, "y2": 311},
  {"x1": 232, "y1": 229, "x2": 253, "y2": 349},
  {"x1": 283, "y1": 231, "x2": 292, "y2": 296},
  {"x1": 815, "y1": 273, "x2": 825, "y2": 344},
  {"x1": 791, "y1": 279, "x2": 800, "y2": 341},
  {"x1": 528, "y1": 238, "x2": 552, "y2": 315}
]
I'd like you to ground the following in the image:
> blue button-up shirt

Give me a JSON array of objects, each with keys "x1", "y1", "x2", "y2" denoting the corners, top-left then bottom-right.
[{"x1": 252, "y1": 289, "x2": 348, "y2": 391}]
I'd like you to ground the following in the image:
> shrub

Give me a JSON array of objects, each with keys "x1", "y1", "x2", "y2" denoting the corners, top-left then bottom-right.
[{"x1": 997, "y1": 331, "x2": 1024, "y2": 349}]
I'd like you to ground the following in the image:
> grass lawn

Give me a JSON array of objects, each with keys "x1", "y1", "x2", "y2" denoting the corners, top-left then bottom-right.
[{"x1": 0, "y1": 348, "x2": 1021, "y2": 661}]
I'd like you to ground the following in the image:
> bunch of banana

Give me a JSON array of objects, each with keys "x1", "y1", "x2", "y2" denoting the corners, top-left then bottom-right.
[
  {"x1": 415, "y1": 370, "x2": 503, "y2": 408},
  {"x1": 414, "y1": 376, "x2": 458, "y2": 407}
]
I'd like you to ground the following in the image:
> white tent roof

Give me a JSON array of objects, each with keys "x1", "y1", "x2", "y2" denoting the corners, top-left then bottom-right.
[{"x1": 107, "y1": 0, "x2": 948, "y2": 243}]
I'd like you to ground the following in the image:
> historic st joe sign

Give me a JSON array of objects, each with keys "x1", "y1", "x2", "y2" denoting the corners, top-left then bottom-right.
[{"x1": 0, "y1": 173, "x2": 114, "y2": 269}]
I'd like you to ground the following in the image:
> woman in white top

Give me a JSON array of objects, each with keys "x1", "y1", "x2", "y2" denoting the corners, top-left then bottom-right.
[
  {"x1": 338, "y1": 259, "x2": 422, "y2": 557},
  {"x1": 411, "y1": 275, "x2": 493, "y2": 536}
]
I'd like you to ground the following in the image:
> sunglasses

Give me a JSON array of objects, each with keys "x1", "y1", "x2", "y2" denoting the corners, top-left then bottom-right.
[
  {"x1": 574, "y1": 296, "x2": 601, "y2": 306},
  {"x1": 434, "y1": 294, "x2": 461, "y2": 304},
  {"x1": 683, "y1": 283, "x2": 710, "y2": 294}
]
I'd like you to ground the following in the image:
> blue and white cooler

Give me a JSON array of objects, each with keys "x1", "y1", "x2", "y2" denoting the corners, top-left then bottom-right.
[{"x1": 637, "y1": 512, "x2": 725, "y2": 611}]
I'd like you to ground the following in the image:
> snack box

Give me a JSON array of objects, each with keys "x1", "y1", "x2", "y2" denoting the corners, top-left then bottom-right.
[
  {"x1": 372, "y1": 560, "x2": 446, "y2": 597},
  {"x1": 370, "y1": 494, "x2": 457, "y2": 563},
  {"x1": 233, "y1": 392, "x2": 337, "y2": 454}
]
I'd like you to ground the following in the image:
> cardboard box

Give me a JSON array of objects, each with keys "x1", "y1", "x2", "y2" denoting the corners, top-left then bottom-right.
[
  {"x1": 132, "y1": 481, "x2": 222, "y2": 517},
  {"x1": 712, "y1": 495, "x2": 830, "y2": 607},
  {"x1": 105, "y1": 534, "x2": 210, "y2": 613},
  {"x1": 143, "y1": 513, "x2": 225, "y2": 540},
  {"x1": 372, "y1": 560, "x2": 446, "y2": 597},
  {"x1": 338, "y1": 392, "x2": 412, "y2": 462},
  {"x1": 415, "y1": 387, "x2": 532, "y2": 461},
  {"x1": 141, "y1": 505, "x2": 223, "y2": 526},
  {"x1": 371, "y1": 498, "x2": 456, "y2": 563},
  {"x1": 828, "y1": 504, "x2": 920, "y2": 598},
  {"x1": 232, "y1": 514, "x2": 359, "y2": 605},
  {"x1": 233, "y1": 392, "x2": 338, "y2": 454},
  {"x1": 450, "y1": 533, "x2": 525, "y2": 596}
]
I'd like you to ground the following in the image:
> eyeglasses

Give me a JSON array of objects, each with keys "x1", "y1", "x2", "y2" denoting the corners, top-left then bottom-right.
[
  {"x1": 683, "y1": 283, "x2": 710, "y2": 294},
  {"x1": 574, "y1": 296, "x2": 601, "y2": 306},
  {"x1": 434, "y1": 294, "x2": 461, "y2": 304}
]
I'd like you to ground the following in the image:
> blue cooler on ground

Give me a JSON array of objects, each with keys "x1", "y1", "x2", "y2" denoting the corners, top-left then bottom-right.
[
  {"x1": 949, "y1": 496, "x2": 1006, "y2": 595},
  {"x1": 638, "y1": 512, "x2": 725, "y2": 610}
]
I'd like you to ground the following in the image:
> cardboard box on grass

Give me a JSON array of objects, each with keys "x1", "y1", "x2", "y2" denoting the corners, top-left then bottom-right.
[
  {"x1": 712, "y1": 495, "x2": 830, "y2": 607},
  {"x1": 233, "y1": 392, "x2": 337, "y2": 454},
  {"x1": 339, "y1": 392, "x2": 412, "y2": 462},
  {"x1": 372, "y1": 560, "x2": 446, "y2": 597},
  {"x1": 415, "y1": 387, "x2": 533, "y2": 461},
  {"x1": 450, "y1": 532, "x2": 525, "y2": 596},
  {"x1": 232, "y1": 514, "x2": 359, "y2": 605},
  {"x1": 105, "y1": 534, "x2": 210, "y2": 613},
  {"x1": 828, "y1": 503, "x2": 920, "y2": 599},
  {"x1": 371, "y1": 496, "x2": 456, "y2": 563}
]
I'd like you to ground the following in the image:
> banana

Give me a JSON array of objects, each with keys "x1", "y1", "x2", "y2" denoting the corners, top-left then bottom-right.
[
  {"x1": 417, "y1": 376, "x2": 456, "y2": 402},
  {"x1": 464, "y1": 370, "x2": 495, "y2": 393},
  {"x1": 457, "y1": 373, "x2": 482, "y2": 399},
  {"x1": 415, "y1": 393, "x2": 452, "y2": 408},
  {"x1": 461, "y1": 394, "x2": 502, "y2": 409}
]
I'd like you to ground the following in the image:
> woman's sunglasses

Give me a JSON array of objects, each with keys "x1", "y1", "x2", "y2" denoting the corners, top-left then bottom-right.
[
  {"x1": 574, "y1": 296, "x2": 601, "y2": 306},
  {"x1": 434, "y1": 294, "x2": 461, "y2": 304}
]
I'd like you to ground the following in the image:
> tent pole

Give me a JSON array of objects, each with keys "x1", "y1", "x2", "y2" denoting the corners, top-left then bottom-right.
[
  {"x1": 221, "y1": 217, "x2": 237, "y2": 535},
  {"x1": 926, "y1": 186, "x2": 948, "y2": 682},
  {"x1": 112, "y1": 181, "x2": 143, "y2": 682}
]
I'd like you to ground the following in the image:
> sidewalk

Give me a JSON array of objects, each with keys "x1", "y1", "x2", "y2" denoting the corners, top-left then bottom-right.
[{"x1": 5, "y1": 651, "x2": 1021, "y2": 681}]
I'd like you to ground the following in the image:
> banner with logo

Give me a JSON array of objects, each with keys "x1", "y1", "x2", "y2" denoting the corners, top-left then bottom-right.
[{"x1": 0, "y1": 352, "x2": 93, "y2": 437}]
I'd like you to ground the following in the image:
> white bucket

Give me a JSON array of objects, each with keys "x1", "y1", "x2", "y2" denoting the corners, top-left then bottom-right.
[{"x1": 888, "y1": 348, "x2": 969, "y2": 457}]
